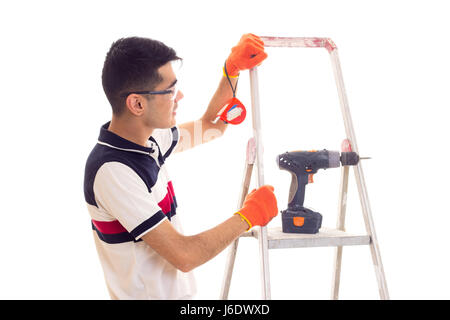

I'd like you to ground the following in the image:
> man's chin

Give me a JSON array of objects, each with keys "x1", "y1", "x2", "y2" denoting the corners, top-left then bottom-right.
[{"x1": 164, "y1": 118, "x2": 177, "y2": 129}]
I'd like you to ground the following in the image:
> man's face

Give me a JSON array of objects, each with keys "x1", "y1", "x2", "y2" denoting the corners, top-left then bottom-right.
[{"x1": 143, "y1": 61, "x2": 183, "y2": 129}]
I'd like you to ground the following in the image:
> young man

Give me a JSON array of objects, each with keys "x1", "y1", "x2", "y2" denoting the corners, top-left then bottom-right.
[{"x1": 84, "y1": 34, "x2": 278, "y2": 300}]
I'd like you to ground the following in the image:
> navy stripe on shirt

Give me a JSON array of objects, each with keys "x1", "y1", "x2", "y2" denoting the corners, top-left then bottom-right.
[{"x1": 130, "y1": 210, "x2": 167, "y2": 239}]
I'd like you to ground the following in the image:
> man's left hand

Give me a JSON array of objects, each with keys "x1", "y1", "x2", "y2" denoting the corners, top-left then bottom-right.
[{"x1": 225, "y1": 33, "x2": 268, "y2": 76}]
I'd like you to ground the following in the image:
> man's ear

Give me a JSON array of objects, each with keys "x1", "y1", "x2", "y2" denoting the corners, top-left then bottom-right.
[{"x1": 125, "y1": 94, "x2": 145, "y2": 116}]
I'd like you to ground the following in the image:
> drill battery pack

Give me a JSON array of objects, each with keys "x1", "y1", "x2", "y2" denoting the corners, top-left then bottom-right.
[{"x1": 281, "y1": 207, "x2": 322, "y2": 234}]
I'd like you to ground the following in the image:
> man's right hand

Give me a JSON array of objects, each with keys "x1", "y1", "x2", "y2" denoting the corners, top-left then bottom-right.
[{"x1": 235, "y1": 185, "x2": 278, "y2": 230}]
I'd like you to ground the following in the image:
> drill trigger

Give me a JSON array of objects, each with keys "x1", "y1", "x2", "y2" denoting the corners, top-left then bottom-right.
[{"x1": 308, "y1": 174, "x2": 314, "y2": 183}]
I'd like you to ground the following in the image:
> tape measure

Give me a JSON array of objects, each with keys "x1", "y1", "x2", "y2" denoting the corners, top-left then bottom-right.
[
  {"x1": 212, "y1": 62, "x2": 247, "y2": 125},
  {"x1": 213, "y1": 97, "x2": 246, "y2": 125}
]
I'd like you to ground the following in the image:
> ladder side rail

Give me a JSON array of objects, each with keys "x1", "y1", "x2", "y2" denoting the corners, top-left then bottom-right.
[
  {"x1": 249, "y1": 67, "x2": 271, "y2": 300},
  {"x1": 220, "y1": 140, "x2": 255, "y2": 299},
  {"x1": 331, "y1": 165, "x2": 350, "y2": 299},
  {"x1": 328, "y1": 48, "x2": 390, "y2": 299},
  {"x1": 220, "y1": 237, "x2": 239, "y2": 299}
]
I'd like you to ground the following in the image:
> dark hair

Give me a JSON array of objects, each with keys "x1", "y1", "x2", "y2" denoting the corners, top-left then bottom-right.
[{"x1": 101, "y1": 36, "x2": 181, "y2": 115}]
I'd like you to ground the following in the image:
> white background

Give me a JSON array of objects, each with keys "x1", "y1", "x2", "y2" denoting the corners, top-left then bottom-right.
[{"x1": 0, "y1": 0, "x2": 449, "y2": 300}]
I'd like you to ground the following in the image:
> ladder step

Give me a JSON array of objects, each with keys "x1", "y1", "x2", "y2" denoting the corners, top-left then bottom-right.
[
  {"x1": 268, "y1": 227, "x2": 370, "y2": 249},
  {"x1": 240, "y1": 227, "x2": 370, "y2": 249}
]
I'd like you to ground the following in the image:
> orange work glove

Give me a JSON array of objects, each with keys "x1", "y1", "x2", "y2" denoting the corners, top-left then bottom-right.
[
  {"x1": 235, "y1": 185, "x2": 278, "y2": 230},
  {"x1": 225, "y1": 33, "x2": 268, "y2": 76}
]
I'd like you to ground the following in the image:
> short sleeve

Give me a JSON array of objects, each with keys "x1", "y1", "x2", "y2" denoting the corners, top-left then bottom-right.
[
  {"x1": 93, "y1": 161, "x2": 167, "y2": 240},
  {"x1": 151, "y1": 126, "x2": 179, "y2": 160}
]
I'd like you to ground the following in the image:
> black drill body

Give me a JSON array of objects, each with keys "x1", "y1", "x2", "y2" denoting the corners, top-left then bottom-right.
[{"x1": 277, "y1": 149, "x2": 359, "y2": 233}]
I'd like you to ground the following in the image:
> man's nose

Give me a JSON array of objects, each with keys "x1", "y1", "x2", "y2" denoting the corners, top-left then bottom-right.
[{"x1": 175, "y1": 90, "x2": 184, "y2": 102}]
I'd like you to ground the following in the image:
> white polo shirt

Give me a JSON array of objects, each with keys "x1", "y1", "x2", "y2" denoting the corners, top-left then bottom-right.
[{"x1": 84, "y1": 122, "x2": 196, "y2": 300}]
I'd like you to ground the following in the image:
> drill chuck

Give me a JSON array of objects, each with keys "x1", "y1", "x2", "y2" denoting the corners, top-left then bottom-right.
[{"x1": 340, "y1": 152, "x2": 360, "y2": 166}]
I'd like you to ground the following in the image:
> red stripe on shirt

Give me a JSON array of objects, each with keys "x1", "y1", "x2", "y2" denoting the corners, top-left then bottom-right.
[
  {"x1": 168, "y1": 181, "x2": 175, "y2": 197},
  {"x1": 158, "y1": 182, "x2": 175, "y2": 214},
  {"x1": 92, "y1": 219, "x2": 128, "y2": 234},
  {"x1": 93, "y1": 182, "x2": 175, "y2": 233}
]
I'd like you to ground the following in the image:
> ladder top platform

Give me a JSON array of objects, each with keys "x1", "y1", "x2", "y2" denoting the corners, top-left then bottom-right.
[
  {"x1": 242, "y1": 227, "x2": 371, "y2": 249},
  {"x1": 260, "y1": 36, "x2": 337, "y2": 52}
]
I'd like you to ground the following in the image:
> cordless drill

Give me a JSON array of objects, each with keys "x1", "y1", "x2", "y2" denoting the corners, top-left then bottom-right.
[{"x1": 276, "y1": 149, "x2": 360, "y2": 234}]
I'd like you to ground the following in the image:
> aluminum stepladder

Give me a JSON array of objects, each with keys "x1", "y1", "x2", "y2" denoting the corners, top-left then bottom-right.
[{"x1": 220, "y1": 36, "x2": 389, "y2": 300}]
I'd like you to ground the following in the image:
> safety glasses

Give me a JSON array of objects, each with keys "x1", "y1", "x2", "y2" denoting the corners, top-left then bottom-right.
[{"x1": 121, "y1": 82, "x2": 179, "y2": 101}]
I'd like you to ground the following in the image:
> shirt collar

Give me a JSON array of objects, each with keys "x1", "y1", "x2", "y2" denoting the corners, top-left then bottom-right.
[{"x1": 98, "y1": 122, "x2": 156, "y2": 155}]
